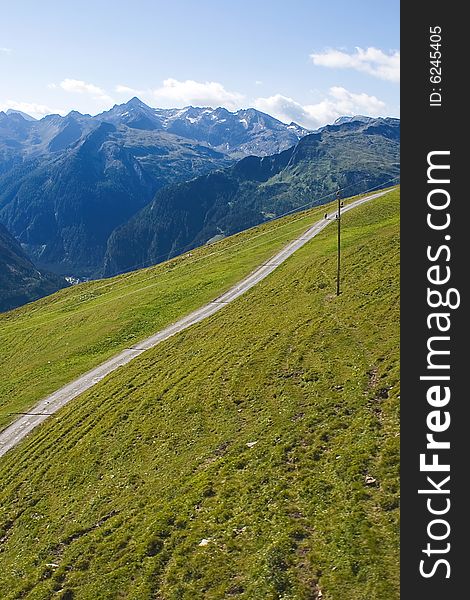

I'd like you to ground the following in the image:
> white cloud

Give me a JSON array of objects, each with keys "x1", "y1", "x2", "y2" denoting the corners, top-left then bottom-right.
[
  {"x1": 0, "y1": 47, "x2": 12, "y2": 54},
  {"x1": 114, "y1": 79, "x2": 245, "y2": 110},
  {"x1": 255, "y1": 94, "x2": 311, "y2": 126},
  {"x1": 254, "y1": 87, "x2": 386, "y2": 129},
  {"x1": 115, "y1": 84, "x2": 144, "y2": 95},
  {"x1": 55, "y1": 78, "x2": 112, "y2": 102},
  {"x1": 310, "y1": 47, "x2": 400, "y2": 83},
  {"x1": 0, "y1": 100, "x2": 66, "y2": 119},
  {"x1": 150, "y1": 78, "x2": 245, "y2": 110},
  {"x1": 60, "y1": 78, "x2": 105, "y2": 95}
]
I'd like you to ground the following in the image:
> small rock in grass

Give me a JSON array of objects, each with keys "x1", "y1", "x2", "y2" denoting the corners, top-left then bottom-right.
[
  {"x1": 198, "y1": 538, "x2": 211, "y2": 547},
  {"x1": 246, "y1": 441, "x2": 258, "y2": 448}
]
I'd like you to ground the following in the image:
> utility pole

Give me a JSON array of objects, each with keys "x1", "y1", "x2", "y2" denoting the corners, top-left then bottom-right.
[{"x1": 336, "y1": 189, "x2": 341, "y2": 296}]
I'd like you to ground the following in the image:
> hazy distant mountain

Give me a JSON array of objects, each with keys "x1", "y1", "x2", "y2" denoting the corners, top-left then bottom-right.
[
  {"x1": 103, "y1": 118, "x2": 400, "y2": 276},
  {"x1": 0, "y1": 98, "x2": 308, "y2": 164},
  {"x1": 97, "y1": 98, "x2": 309, "y2": 158},
  {"x1": 5, "y1": 109, "x2": 37, "y2": 121},
  {"x1": 333, "y1": 115, "x2": 376, "y2": 126},
  {"x1": 0, "y1": 223, "x2": 67, "y2": 312},
  {"x1": 0, "y1": 110, "x2": 95, "y2": 176}
]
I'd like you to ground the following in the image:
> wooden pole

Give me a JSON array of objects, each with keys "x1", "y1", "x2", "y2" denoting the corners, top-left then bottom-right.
[{"x1": 336, "y1": 189, "x2": 341, "y2": 296}]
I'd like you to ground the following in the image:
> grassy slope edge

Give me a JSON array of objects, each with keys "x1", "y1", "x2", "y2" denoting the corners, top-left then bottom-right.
[
  {"x1": 0, "y1": 189, "x2": 391, "y2": 430},
  {"x1": 0, "y1": 189, "x2": 399, "y2": 599}
]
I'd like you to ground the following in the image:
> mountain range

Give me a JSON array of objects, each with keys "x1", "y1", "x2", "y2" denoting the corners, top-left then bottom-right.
[
  {"x1": 103, "y1": 117, "x2": 400, "y2": 276},
  {"x1": 0, "y1": 99, "x2": 308, "y2": 279},
  {"x1": 97, "y1": 98, "x2": 309, "y2": 158},
  {"x1": 0, "y1": 98, "x2": 306, "y2": 165},
  {"x1": 0, "y1": 99, "x2": 399, "y2": 306}
]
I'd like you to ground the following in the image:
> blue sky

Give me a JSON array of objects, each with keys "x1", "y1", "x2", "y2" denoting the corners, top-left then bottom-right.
[{"x1": 0, "y1": 0, "x2": 399, "y2": 128}]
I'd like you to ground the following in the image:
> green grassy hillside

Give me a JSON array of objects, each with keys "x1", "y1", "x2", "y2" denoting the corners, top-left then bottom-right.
[
  {"x1": 0, "y1": 189, "x2": 399, "y2": 599},
  {"x1": 0, "y1": 189, "x2": 384, "y2": 431}
]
